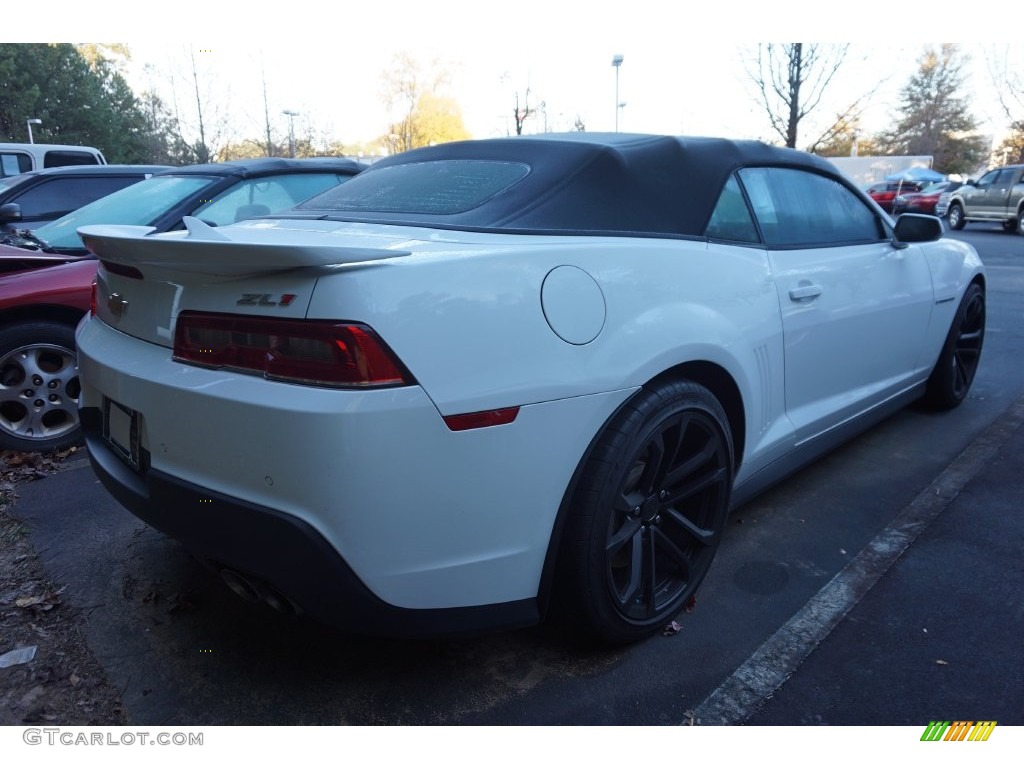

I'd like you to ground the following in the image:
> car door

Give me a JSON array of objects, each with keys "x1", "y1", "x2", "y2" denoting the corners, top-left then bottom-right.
[
  {"x1": 960, "y1": 169, "x2": 998, "y2": 219},
  {"x1": 975, "y1": 168, "x2": 1016, "y2": 219},
  {"x1": 738, "y1": 167, "x2": 934, "y2": 443}
]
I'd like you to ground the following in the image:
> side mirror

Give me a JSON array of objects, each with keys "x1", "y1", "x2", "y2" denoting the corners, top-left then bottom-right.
[
  {"x1": 894, "y1": 213, "x2": 943, "y2": 244},
  {"x1": 0, "y1": 203, "x2": 22, "y2": 225}
]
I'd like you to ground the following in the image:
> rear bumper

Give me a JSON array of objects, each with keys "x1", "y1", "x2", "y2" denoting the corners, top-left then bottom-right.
[
  {"x1": 76, "y1": 316, "x2": 633, "y2": 633},
  {"x1": 82, "y1": 414, "x2": 539, "y2": 637}
]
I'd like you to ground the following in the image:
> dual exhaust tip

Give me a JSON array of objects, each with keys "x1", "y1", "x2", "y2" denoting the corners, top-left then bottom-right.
[{"x1": 219, "y1": 567, "x2": 300, "y2": 616}]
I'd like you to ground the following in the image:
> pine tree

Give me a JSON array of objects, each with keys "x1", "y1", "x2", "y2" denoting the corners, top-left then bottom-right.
[{"x1": 876, "y1": 45, "x2": 989, "y2": 174}]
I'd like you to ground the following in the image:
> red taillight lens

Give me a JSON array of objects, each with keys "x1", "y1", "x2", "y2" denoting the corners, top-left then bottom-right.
[
  {"x1": 173, "y1": 312, "x2": 413, "y2": 388},
  {"x1": 443, "y1": 407, "x2": 520, "y2": 431}
]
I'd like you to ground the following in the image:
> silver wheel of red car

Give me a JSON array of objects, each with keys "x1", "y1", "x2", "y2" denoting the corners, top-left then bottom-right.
[{"x1": 0, "y1": 322, "x2": 81, "y2": 453}]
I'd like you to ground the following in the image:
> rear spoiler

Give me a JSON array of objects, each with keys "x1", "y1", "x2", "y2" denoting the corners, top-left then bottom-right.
[{"x1": 78, "y1": 217, "x2": 411, "y2": 277}]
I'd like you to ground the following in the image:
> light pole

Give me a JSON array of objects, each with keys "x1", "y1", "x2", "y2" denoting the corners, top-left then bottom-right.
[
  {"x1": 611, "y1": 55, "x2": 623, "y2": 132},
  {"x1": 26, "y1": 118, "x2": 42, "y2": 144},
  {"x1": 282, "y1": 110, "x2": 299, "y2": 157}
]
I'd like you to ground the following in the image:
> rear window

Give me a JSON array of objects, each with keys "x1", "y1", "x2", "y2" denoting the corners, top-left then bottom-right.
[
  {"x1": 297, "y1": 160, "x2": 530, "y2": 215},
  {"x1": 43, "y1": 150, "x2": 100, "y2": 168}
]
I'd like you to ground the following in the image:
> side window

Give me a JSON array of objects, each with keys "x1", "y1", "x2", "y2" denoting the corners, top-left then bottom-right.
[
  {"x1": 994, "y1": 169, "x2": 1016, "y2": 185},
  {"x1": 192, "y1": 173, "x2": 348, "y2": 225},
  {"x1": 738, "y1": 167, "x2": 884, "y2": 247},
  {"x1": 975, "y1": 170, "x2": 998, "y2": 187},
  {"x1": 0, "y1": 152, "x2": 32, "y2": 178},
  {"x1": 705, "y1": 175, "x2": 760, "y2": 243},
  {"x1": 12, "y1": 176, "x2": 141, "y2": 219}
]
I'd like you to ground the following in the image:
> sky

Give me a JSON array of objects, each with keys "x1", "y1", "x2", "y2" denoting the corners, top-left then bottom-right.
[{"x1": 13, "y1": 1, "x2": 1024, "y2": 155}]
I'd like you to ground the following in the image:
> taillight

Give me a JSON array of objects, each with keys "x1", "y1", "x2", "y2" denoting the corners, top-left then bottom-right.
[
  {"x1": 443, "y1": 407, "x2": 520, "y2": 431},
  {"x1": 173, "y1": 312, "x2": 413, "y2": 388}
]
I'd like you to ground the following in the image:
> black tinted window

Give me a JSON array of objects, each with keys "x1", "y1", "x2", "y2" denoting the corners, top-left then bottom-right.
[
  {"x1": 43, "y1": 151, "x2": 100, "y2": 168},
  {"x1": 739, "y1": 167, "x2": 884, "y2": 246},
  {"x1": 297, "y1": 160, "x2": 530, "y2": 215},
  {"x1": 12, "y1": 176, "x2": 142, "y2": 219}
]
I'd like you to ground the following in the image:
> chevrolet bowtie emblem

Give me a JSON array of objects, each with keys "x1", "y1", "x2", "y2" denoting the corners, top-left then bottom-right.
[{"x1": 107, "y1": 292, "x2": 129, "y2": 319}]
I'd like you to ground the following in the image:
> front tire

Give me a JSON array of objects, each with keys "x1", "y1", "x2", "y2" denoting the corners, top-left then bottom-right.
[
  {"x1": 923, "y1": 283, "x2": 985, "y2": 410},
  {"x1": 948, "y1": 203, "x2": 966, "y2": 230},
  {"x1": 0, "y1": 321, "x2": 82, "y2": 453},
  {"x1": 558, "y1": 379, "x2": 734, "y2": 644}
]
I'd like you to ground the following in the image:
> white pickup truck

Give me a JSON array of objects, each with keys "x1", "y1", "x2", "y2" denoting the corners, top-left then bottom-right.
[
  {"x1": 0, "y1": 143, "x2": 107, "y2": 179},
  {"x1": 945, "y1": 164, "x2": 1024, "y2": 235}
]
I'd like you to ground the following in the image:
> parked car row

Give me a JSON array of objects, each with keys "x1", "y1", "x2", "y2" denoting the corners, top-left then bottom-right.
[
  {"x1": 864, "y1": 180, "x2": 926, "y2": 213},
  {"x1": 891, "y1": 180, "x2": 963, "y2": 216},
  {"x1": 0, "y1": 157, "x2": 367, "y2": 452}
]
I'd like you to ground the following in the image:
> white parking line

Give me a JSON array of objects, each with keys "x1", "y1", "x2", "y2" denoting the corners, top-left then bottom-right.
[{"x1": 691, "y1": 393, "x2": 1024, "y2": 725}]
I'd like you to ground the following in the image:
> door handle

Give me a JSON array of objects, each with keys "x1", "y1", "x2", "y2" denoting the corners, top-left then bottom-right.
[{"x1": 789, "y1": 283, "x2": 823, "y2": 301}]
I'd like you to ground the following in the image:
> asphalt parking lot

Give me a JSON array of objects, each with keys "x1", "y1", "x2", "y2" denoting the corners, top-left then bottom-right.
[{"x1": 3, "y1": 226, "x2": 1023, "y2": 727}]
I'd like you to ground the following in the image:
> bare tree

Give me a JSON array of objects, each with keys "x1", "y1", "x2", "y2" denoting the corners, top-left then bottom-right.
[
  {"x1": 161, "y1": 45, "x2": 232, "y2": 164},
  {"x1": 986, "y1": 45, "x2": 1024, "y2": 164},
  {"x1": 512, "y1": 88, "x2": 544, "y2": 135},
  {"x1": 746, "y1": 43, "x2": 875, "y2": 152}
]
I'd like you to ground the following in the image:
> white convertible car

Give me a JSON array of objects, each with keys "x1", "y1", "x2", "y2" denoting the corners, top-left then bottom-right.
[{"x1": 75, "y1": 134, "x2": 985, "y2": 643}]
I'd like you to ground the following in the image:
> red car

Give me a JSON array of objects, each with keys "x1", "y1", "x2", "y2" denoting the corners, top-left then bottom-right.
[
  {"x1": 892, "y1": 181, "x2": 962, "y2": 216},
  {"x1": 865, "y1": 180, "x2": 926, "y2": 213},
  {"x1": 0, "y1": 256, "x2": 95, "y2": 453}
]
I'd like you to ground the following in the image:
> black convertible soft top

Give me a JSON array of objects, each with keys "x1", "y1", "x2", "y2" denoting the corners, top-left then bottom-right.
[{"x1": 294, "y1": 133, "x2": 844, "y2": 237}]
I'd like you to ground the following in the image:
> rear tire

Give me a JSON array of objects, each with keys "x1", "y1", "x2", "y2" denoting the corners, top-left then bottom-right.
[
  {"x1": 947, "y1": 203, "x2": 966, "y2": 230},
  {"x1": 557, "y1": 379, "x2": 734, "y2": 644},
  {"x1": 923, "y1": 283, "x2": 985, "y2": 410}
]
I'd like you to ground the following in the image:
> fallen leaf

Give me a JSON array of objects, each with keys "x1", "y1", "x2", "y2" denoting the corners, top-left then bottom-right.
[{"x1": 662, "y1": 620, "x2": 684, "y2": 636}]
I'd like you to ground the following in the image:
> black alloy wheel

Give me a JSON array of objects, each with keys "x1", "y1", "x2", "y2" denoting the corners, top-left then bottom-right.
[
  {"x1": 923, "y1": 283, "x2": 985, "y2": 410},
  {"x1": 559, "y1": 379, "x2": 734, "y2": 644}
]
